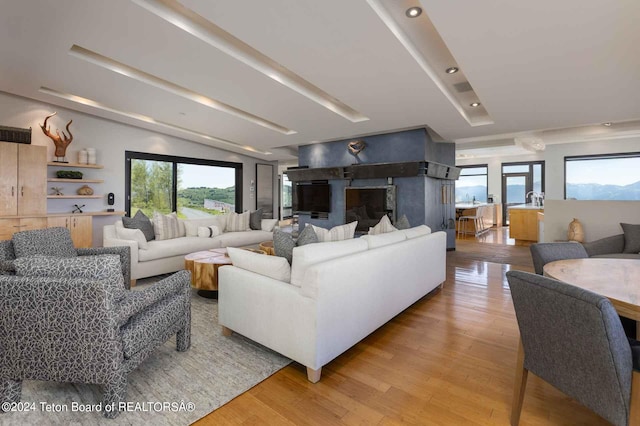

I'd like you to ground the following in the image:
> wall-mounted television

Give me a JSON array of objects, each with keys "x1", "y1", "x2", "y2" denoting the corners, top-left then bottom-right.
[{"x1": 293, "y1": 183, "x2": 331, "y2": 213}]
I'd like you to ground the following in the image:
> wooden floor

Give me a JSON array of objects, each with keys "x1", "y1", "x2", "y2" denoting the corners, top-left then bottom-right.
[{"x1": 194, "y1": 229, "x2": 609, "y2": 425}]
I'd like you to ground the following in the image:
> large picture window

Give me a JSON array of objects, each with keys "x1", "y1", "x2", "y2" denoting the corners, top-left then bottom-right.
[
  {"x1": 455, "y1": 165, "x2": 488, "y2": 203},
  {"x1": 565, "y1": 153, "x2": 640, "y2": 200},
  {"x1": 125, "y1": 151, "x2": 242, "y2": 218},
  {"x1": 281, "y1": 173, "x2": 292, "y2": 218}
]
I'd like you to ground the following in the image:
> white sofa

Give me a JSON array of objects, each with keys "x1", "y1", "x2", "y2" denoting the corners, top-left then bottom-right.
[
  {"x1": 103, "y1": 219, "x2": 274, "y2": 282},
  {"x1": 218, "y1": 226, "x2": 446, "y2": 382}
]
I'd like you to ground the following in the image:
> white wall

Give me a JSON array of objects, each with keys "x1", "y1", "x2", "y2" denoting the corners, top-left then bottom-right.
[
  {"x1": 544, "y1": 200, "x2": 640, "y2": 242},
  {"x1": 0, "y1": 91, "x2": 277, "y2": 246}
]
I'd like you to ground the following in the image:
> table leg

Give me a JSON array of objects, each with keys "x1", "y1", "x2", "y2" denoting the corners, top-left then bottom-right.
[{"x1": 636, "y1": 321, "x2": 640, "y2": 340}]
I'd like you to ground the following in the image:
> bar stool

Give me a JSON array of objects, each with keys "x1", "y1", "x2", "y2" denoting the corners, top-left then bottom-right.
[{"x1": 457, "y1": 205, "x2": 486, "y2": 237}]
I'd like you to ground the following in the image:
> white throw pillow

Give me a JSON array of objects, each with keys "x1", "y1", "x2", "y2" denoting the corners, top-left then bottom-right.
[
  {"x1": 261, "y1": 218, "x2": 278, "y2": 232},
  {"x1": 197, "y1": 225, "x2": 221, "y2": 238},
  {"x1": 115, "y1": 226, "x2": 149, "y2": 250},
  {"x1": 152, "y1": 212, "x2": 182, "y2": 240},
  {"x1": 311, "y1": 221, "x2": 357, "y2": 242},
  {"x1": 216, "y1": 213, "x2": 229, "y2": 232},
  {"x1": 368, "y1": 215, "x2": 397, "y2": 235},
  {"x1": 227, "y1": 247, "x2": 291, "y2": 282},
  {"x1": 362, "y1": 230, "x2": 407, "y2": 249},
  {"x1": 184, "y1": 217, "x2": 225, "y2": 237},
  {"x1": 226, "y1": 211, "x2": 250, "y2": 232},
  {"x1": 401, "y1": 225, "x2": 432, "y2": 239}
]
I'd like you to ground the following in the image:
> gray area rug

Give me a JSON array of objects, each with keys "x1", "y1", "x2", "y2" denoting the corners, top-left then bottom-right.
[{"x1": 4, "y1": 278, "x2": 291, "y2": 426}]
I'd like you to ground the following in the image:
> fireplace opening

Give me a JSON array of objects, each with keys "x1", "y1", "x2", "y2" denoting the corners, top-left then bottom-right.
[{"x1": 345, "y1": 186, "x2": 396, "y2": 232}]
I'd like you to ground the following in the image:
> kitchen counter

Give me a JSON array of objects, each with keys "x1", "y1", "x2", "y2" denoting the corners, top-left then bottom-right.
[
  {"x1": 509, "y1": 205, "x2": 544, "y2": 244},
  {"x1": 508, "y1": 203, "x2": 544, "y2": 210}
]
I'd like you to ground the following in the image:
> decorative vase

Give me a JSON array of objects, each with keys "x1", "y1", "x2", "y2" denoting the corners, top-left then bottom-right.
[
  {"x1": 567, "y1": 218, "x2": 584, "y2": 242},
  {"x1": 77, "y1": 185, "x2": 94, "y2": 196},
  {"x1": 86, "y1": 148, "x2": 96, "y2": 165},
  {"x1": 78, "y1": 149, "x2": 88, "y2": 164}
]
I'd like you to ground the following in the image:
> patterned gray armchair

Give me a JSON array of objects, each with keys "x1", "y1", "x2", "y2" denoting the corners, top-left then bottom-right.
[
  {"x1": 1, "y1": 227, "x2": 132, "y2": 288},
  {"x1": 0, "y1": 254, "x2": 191, "y2": 419}
]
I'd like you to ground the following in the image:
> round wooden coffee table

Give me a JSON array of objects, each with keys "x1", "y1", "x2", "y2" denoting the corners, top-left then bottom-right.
[
  {"x1": 259, "y1": 241, "x2": 275, "y2": 255},
  {"x1": 184, "y1": 248, "x2": 232, "y2": 298}
]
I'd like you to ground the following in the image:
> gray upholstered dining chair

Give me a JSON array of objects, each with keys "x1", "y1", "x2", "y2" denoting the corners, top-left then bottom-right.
[
  {"x1": 529, "y1": 241, "x2": 588, "y2": 275},
  {"x1": 506, "y1": 270, "x2": 640, "y2": 426}
]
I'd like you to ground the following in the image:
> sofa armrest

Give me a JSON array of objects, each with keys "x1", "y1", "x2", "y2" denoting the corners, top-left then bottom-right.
[
  {"x1": 115, "y1": 270, "x2": 190, "y2": 327},
  {"x1": 78, "y1": 246, "x2": 131, "y2": 289},
  {"x1": 103, "y1": 226, "x2": 139, "y2": 279},
  {"x1": 582, "y1": 234, "x2": 625, "y2": 257}
]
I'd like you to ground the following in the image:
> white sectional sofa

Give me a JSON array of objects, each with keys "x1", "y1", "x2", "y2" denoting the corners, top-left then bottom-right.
[
  {"x1": 218, "y1": 226, "x2": 446, "y2": 382},
  {"x1": 103, "y1": 218, "x2": 274, "y2": 282}
]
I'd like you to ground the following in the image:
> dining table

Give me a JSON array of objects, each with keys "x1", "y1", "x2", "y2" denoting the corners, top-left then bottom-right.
[{"x1": 543, "y1": 258, "x2": 640, "y2": 338}]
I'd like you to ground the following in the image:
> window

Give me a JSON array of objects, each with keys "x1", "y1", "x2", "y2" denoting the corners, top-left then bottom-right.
[
  {"x1": 281, "y1": 173, "x2": 292, "y2": 218},
  {"x1": 125, "y1": 151, "x2": 242, "y2": 218},
  {"x1": 455, "y1": 165, "x2": 488, "y2": 203},
  {"x1": 565, "y1": 153, "x2": 640, "y2": 200}
]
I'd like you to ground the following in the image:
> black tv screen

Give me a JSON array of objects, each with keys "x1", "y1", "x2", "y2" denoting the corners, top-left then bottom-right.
[{"x1": 294, "y1": 183, "x2": 331, "y2": 213}]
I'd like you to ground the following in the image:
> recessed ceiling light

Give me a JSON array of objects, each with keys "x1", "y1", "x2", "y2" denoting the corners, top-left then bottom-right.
[
  {"x1": 470, "y1": 102, "x2": 481, "y2": 107},
  {"x1": 445, "y1": 67, "x2": 459, "y2": 74},
  {"x1": 405, "y1": 7, "x2": 422, "y2": 18},
  {"x1": 603, "y1": 122, "x2": 612, "y2": 127},
  {"x1": 367, "y1": 0, "x2": 493, "y2": 127}
]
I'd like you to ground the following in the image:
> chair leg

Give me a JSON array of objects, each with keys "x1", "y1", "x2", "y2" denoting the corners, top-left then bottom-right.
[
  {"x1": 0, "y1": 379, "x2": 22, "y2": 412},
  {"x1": 511, "y1": 339, "x2": 528, "y2": 426},
  {"x1": 102, "y1": 373, "x2": 127, "y2": 419},
  {"x1": 630, "y1": 371, "x2": 640, "y2": 425}
]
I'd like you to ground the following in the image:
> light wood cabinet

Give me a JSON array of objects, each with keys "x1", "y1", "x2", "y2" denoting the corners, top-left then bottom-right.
[
  {"x1": 509, "y1": 208, "x2": 543, "y2": 243},
  {"x1": 47, "y1": 215, "x2": 93, "y2": 248},
  {"x1": 0, "y1": 144, "x2": 46, "y2": 216},
  {"x1": 0, "y1": 217, "x2": 48, "y2": 240}
]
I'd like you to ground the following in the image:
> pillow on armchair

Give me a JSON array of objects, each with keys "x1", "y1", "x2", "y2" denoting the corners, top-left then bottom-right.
[{"x1": 12, "y1": 227, "x2": 77, "y2": 258}]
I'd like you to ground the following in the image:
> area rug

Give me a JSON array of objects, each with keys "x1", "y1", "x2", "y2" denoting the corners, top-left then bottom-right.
[{"x1": 4, "y1": 280, "x2": 291, "y2": 426}]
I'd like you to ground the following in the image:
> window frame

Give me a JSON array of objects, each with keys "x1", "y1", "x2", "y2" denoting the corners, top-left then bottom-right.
[
  {"x1": 455, "y1": 164, "x2": 489, "y2": 203},
  {"x1": 564, "y1": 151, "x2": 640, "y2": 200},
  {"x1": 124, "y1": 151, "x2": 243, "y2": 217}
]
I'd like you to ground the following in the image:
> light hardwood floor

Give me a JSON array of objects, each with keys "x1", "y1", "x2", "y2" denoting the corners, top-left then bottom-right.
[{"x1": 194, "y1": 230, "x2": 609, "y2": 425}]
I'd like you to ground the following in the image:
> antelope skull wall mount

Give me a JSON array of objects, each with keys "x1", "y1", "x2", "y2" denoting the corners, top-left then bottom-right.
[
  {"x1": 348, "y1": 139, "x2": 366, "y2": 156},
  {"x1": 40, "y1": 112, "x2": 73, "y2": 162}
]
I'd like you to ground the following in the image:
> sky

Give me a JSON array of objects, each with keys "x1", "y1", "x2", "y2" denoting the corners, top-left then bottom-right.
[
  {"x1": 178, "y1": 164, "x2": 236, "y2": 189},
  {"x1": 566, "y1": 158, "x2": 640, "y2": 185}
]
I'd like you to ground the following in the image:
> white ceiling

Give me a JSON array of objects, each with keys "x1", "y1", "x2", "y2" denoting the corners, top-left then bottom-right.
[{"x1": 1, "y1": 0, "x2": 639, "y2": 162}]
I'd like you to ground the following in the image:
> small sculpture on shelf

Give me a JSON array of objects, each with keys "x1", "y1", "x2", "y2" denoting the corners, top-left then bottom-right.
[
  {"x1": 77, "y1": 185, "x2": 94, "y2": 195},
  {"x1": 50, "y1": 187, "x2": 64, "y2": 196},
  {"x1": 72, "y1": 204, "x2": 85, "y2": 214},
  {"x1": 40, "y1": 112, "x2": 73, "y2": 163}
]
